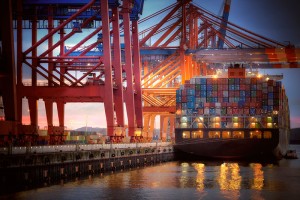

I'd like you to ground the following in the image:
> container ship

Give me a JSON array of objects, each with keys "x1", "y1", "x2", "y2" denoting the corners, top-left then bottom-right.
[{"x1": 174, "y1": 64, "x2": 290, "y2": 159}]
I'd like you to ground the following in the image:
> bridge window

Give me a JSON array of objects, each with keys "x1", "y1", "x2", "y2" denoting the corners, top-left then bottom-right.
[
  {"x1": 182, "y1": 131, "x2": 190, "y2": 139},
  {"x1": 233, "y1": 131, "x2": 244, "y2": 138},
  {"x1": 263, "y1": 131, "x2": 272, "y2": 139},
  {"x1": 209, "y1": 131, "x2": 220, "y2": 138},
  {"x1": 250, "y1": 130, "x2": 262, "y2": 139},
  {"x1": 192, "y1": 130, "x2": 203, "y2": 138},
  {"x1": 222, "y1": 131, "x2": 231, "y2": 139}
]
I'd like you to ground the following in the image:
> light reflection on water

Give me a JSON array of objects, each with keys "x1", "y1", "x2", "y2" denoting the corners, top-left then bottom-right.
[{"x1": 2, "y1": 145, "x2": 300, "y2": 200}]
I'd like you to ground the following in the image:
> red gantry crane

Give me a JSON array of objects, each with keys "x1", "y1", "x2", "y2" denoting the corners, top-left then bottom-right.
[{"x1": 0, "y1": 0, "x2": 299, "y2": 146}]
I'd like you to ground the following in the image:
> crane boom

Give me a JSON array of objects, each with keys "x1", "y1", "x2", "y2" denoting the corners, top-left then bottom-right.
[{"x1": 217, "y1": 0, "x2": 231, "y2": 48}]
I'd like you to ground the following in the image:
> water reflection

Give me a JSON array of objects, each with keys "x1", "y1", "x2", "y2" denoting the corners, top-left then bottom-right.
[
  {"x1": 6, "y1": 158, "x2": 300, "y2": 200},
  {"x1": 179, "y1": 162, "x2": 190, "y2": 188},
  {"x1": 250, "y1": 163, "x2": 264, "y2": 190},
  {"x1": 218, "y1": 163, "x2": 241, "y2": 190},
  {"x1": 192, "y1": 163, "x2": 205, "y2": 191}
]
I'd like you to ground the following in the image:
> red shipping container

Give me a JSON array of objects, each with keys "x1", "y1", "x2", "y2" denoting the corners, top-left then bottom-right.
[
  {"x1": 182, "y1": 96, "x2": 187, "y2": 102},
  {"x1": 198, "y1": 109, "x2": 204, "y2": 115},
  {"x1": 256, "y1": 108, "x2": 261, "y2": 115},
  {"x1": 251, "y1": 78, "x2": 257, "y2": 84},
  {"x1": 256, "y1": 102, "x2": 262, "y2": 107},
  {"x1": 257, "y1": 90, "x2": 262, "y2": 97},
  {"x1": 227, "y1": 108, "x2": 233, "y2": 114},
  {"x1": 267, "y1": 80, "x2": 274, "y2": 86},
  {"x1": 217, "y1": 79, "x2": 223, "y2": 84},
  {"x1": 232, "y1": 102, "x2": 238, "y2": 107},
  {"x1": 176, "y1": 104, "x2": 182, "y2": 109},
  {"x1": 262, "y1": 93, "x2": 268, "y2": 99},
  {"x1": 239, "y1": 109, "x2": 244, "y2": 115},
  {"x1": 245, "y1": 85, "x2": 251, "y2": 90},
  {"x1": 221, "y1": 103, "x2": 227, "y2": 107},
  {"x1": 233, "y1": 108, "x2": 239, "y2": 114},
  {"x1": 222, "y1": 79, "x2": 228, "y2": 84},
  {"x1": 234, "y1": 91, "x2": 239, "y2": 97},
  {"x1": 240, "y1": 84, "x2": 246, "y2": 90},
  {"x1": 244, "y1": 108, "x2": 250, "y2": 114},
  {"x1": 207, "y1": 78, "x2": 212, "y2": 84}
]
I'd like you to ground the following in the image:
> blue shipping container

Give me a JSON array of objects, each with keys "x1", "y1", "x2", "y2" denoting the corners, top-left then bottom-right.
[
  {"x1": 187, "y1": 102, "x2": 195, "y2": 109},
  {"x1": 187, "y1": 89, "x2": 195, "y2": 96},
  {"x1": 229, "y1": 85, "x2": 235, "y2": 91},
  {"x1": 200, "y1": 78, "x2": 206, "y2": 84},
  {"x1": 209, "y1": 108, "x2": 216, "y2": 115},
  {"x1": 268, "y1": 93, "x2": 274, "y2": 99},
  {"x1": 200, "y1": 84, "x2": 206, "y2": 90},
  {"x1": 207, "y1": 85, "x2": 213, "y2": 91},
  {"x1": 250, "y1": 108, "x2": 256, "y2": 115},
  {"x1": 200, "y1": 91, "x2": 207, "y2": 97}
]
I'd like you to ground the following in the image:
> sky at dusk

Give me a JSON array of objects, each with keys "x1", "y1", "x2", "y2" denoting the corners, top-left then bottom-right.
[{"x1": 19, "y1": 0, "x2": 300, "y2": 129}]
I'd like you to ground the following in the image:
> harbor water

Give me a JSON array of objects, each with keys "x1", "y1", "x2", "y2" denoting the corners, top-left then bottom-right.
[{"x1": 1, "y1": 145, "x2": 300, "y2": 200}]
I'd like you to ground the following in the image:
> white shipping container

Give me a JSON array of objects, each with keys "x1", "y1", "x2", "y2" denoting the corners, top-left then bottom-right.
[
  {"x1": 223, "y1": 91, "x2": 228, "y2": 97},
  {"x1": 204, "y1": 108, "x2": 209, "y2": 115},
  {"x1": 180, "y1": 116, "x2": 188, "y2": 123},
  {"x1": 200, "y1": 98, "x2": 206, "y2": 102},
  {"x1": 180, "y1": 123, "x2": 188, "y2": 128},
  {"x1": 190, "y1": 78, "x2": 196, "y2": 84}
]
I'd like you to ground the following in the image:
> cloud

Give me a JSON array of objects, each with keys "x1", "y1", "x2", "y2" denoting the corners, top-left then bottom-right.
[{"x1": 290, "y1": 117, "x2": 300, "y2": 129}]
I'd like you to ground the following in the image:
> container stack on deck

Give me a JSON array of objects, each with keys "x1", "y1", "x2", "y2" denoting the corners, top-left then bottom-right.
[{"x1": 175, "y1": 74, "x2": 287, "y2": 130}]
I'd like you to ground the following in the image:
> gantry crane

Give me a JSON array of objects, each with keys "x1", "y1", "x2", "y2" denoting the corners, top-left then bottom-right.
[
  {"x1": 0, "y1": 0, "x2": 145, "y2": 145},
  {"x1": 138, "y1": 0, "x2": 299, "y2": 140},
  {"x1": 0, "y1": 0, "x2": 299, "y2": 146}
]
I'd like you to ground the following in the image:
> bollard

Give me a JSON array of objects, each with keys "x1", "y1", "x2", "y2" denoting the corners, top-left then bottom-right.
[
  {"x1": 24, "y1": 172, "x2": 29, "y2": 182},
  {"x1": 120, "y1": 160, "x2": 124, "y2": 170},
  {"x1": 43, "y1": 169, "x2": 49, "y2": 183},
  {"x1": 60, "y1": 167, "x2": 65, "y2": 179},
  {"x1": 88, "y1": 164, "x2": 94, "y2": 175},
  {"x1": 100, "y1": 163, "x2": 104, "y2": 172},
  {"x1": 111, "y1": 162, "x2": 115, "y2": 171},
  {"x1": 75, "y1": 165, "x2": 79, "y2": 177},
  {"x1": 129, "y1": 160, "x2": 132, "y2": 168}
]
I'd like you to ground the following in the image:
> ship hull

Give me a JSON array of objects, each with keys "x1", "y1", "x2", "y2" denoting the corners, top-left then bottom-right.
[{"x1": 174, "y1": 128, "x2": 288, "y2": 159}]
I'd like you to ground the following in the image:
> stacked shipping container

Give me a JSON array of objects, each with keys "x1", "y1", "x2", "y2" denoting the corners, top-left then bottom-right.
[{"x1": 176, "y1": 76, "x2": 285, "y2": 129}]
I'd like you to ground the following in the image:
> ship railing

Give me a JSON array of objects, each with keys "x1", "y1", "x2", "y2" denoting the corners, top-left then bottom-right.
[
  {"x1": 176, "y1": 114, "x2": 280, "y2": 129},
  {"x1": 0, "y1": 142, "x2": 173, "y2": 155},
  {"x1": 175, "y1": 137, "x2": 262, "y2": 146}
]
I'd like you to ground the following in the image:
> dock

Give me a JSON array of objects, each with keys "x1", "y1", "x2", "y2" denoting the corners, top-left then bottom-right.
[{"x1": 0, "y1": 142, "x2": 174, "y2": 193}]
